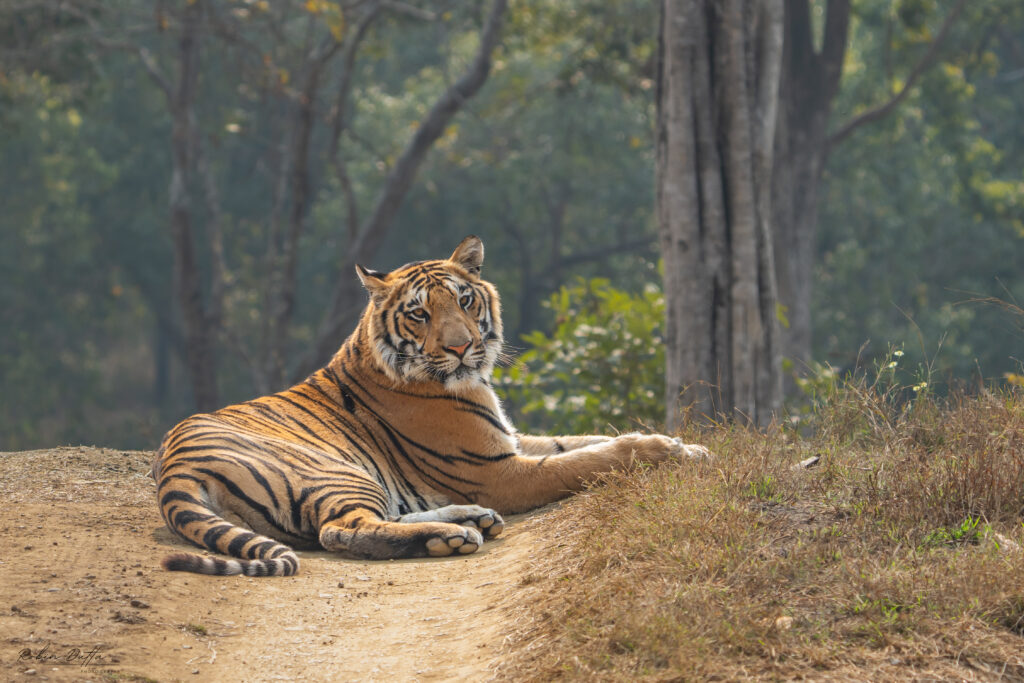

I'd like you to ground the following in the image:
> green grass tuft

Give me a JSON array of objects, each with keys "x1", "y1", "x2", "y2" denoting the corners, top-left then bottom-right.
[{"x1": 184, "y1": 623, "x2": 208, "y2": 636}]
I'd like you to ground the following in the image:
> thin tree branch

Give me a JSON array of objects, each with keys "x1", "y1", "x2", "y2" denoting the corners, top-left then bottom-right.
[
  {"x1": 328, "y1": 3, "x2": 384, "y2": 243},
  {"x1": 381, "y1": 1, "x2": 437, "y2": 21},
  {"x1": 205, "y1": 0, "x2": 269, "y2": 67},
  {"x1": 49, "y1": 1, "x2": 175, "y2": 100},
  {"x1": 346, "y1": 0, "x2": 508, "y2": 262},
  {"x1": 136, "y1": 45, "x2": 174, "y2": 102},
  {"x1": 298, "y1": 0, "x2": 508, "y2": 380},
  {"x1": 828, "y1": 0, "x2": 968, "y2": 147},
  {"x1": 195, "y1": 143, "x2": 229, "y2": 329},
  {"x1": 268, "y1": 35, "x2": 344, "y2": 387}
]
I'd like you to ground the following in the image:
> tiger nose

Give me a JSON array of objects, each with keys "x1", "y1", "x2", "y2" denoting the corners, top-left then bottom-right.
[{"x1": 445, "y1": 341, "x2": 471, "y2": 358}]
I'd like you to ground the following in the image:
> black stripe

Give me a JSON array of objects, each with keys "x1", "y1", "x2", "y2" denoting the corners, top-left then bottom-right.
[
  {"x1": 454, "y1": 406, "x2": 511, "y2": 433},
  {"x1": 203, "y1": 524, "x2": 234, "y2": 548},
  {"x1": 194, "y1": 468, "x2": 294, "y2": 537},
  {"x1": 320, "y1": 502, "x2": 378, "y2": 524},
  {"x1": 160, "y1": 490, "x2": 203, "y2": 507},
  {"x1": 247, "y1": 540, "x2": 277, "y2": 559},
  {"x1": 377, "y1": 421, "x2": 478, "y2": 495},
  {"x1": 171, "y1": 509, "x2": 217, "y2": 528},
  {"x1": 267, "y1": 393, "x2": 338, "y2": 438},
  {"x1": 460, "y1": 449, "x2": 516, "y2": 462},
  {"x1": 228, "y1": 531, "x2": 259, "y2": 557},
  {"x1": 341, "y1": 369, "x2": 481, "y2": 496}
]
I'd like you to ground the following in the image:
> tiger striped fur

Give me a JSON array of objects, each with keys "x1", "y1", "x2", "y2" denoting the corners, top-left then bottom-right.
[{"x1": 152, "y1": 236, "x2": 708, "y2": 576}]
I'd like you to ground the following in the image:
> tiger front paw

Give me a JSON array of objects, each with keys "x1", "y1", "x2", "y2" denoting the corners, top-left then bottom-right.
[
  {"x1": 613, "y1": 434, "x2": 713, "y2": 466},
  {"x1": 458, "y1": 509, "x2": 505, "y2": 539},
  {"x1": 672, "y1": 438, "x2": 714, "y2": 462},
  {"x1": 425, "y1": 525, "x2": 485, "y2": 557},
  {"x1": 613, "y1": 433, "x2": 682, "y2": 465}
]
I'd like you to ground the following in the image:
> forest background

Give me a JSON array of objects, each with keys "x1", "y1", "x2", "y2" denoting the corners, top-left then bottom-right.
[{"x1": 2, "y1": 0, "x2": 1022, "y2": 450}]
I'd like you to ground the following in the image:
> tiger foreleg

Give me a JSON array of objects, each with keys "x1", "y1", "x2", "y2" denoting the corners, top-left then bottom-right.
[
  {"x1": 479, "y1": 433, "x2": 708, "y2": 514},
  {"x1": 318, "y1": 508, "x2": 486, "y2": 559},
  {"x1": 516, "y1": 434, "x2": 613, "y2": 456},
  {"x1": 397, "y1": 504, "x2": 505, "y2": 538},
  {"x1": 519, "y1": 433, "x2": 711, "y2": 461}
]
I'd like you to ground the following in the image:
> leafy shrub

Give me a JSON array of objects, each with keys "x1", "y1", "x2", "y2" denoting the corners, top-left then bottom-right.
[{"x1": 495, "y1": 278, "x2": 665, "y2": 434}]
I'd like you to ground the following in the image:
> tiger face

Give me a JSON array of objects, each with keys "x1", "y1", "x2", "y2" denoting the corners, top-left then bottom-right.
[{"x1": 355, "y1": 236, "x2": 503, "y2": 390}]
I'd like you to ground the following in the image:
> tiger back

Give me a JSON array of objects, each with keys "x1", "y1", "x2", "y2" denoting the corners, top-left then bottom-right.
[{"x1": 152, "y1": 236, "x2": 706, "y2": 576}]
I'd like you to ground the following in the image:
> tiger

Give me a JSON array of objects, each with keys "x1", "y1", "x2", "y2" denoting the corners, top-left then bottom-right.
[{"x1": 152, "y1": 236, "x2": 708, "y2": 576}]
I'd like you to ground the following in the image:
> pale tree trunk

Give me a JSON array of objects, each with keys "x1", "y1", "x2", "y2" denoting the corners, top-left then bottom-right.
[{"x1": 657, "y1": 0, "x2": 784, "y2": 428}]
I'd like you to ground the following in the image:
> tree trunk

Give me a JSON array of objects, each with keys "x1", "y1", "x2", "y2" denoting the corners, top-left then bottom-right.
[
  {"x1": 658, "y1": 0, "x2": 784, "y2": 429},
  {"x1": 771, "y1": 0, "x2": 849, "y2": 380},
  {"x1": 168, "y1": 0, "x2": 220, "y2": 412}
]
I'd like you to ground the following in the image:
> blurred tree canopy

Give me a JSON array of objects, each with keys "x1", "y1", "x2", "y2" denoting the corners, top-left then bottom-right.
[
  {"x1": 817, "y1": 0, "x2": 1024, "y2": 382},
  {"x1": 0, "y1": 0, "x2": 1021, "y2": 448}
]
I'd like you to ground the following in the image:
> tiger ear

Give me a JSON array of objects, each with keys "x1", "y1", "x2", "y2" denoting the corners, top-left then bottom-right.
[
  {"x1": 449, "y1": 235, "x2": 484, "y2": 277},
  {"x1": 355, "y1": 264, "x2": 389, "y2": 303}
]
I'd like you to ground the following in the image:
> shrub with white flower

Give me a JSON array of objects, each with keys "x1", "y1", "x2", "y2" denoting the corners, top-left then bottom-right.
[{"x1": 494, "y1": 278, "x2": 666, "y2": 434}]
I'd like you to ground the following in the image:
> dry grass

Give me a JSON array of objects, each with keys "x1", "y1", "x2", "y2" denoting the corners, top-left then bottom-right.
[{"x1": 497, "y1": 386, "x2": 1024, "y2": 681}]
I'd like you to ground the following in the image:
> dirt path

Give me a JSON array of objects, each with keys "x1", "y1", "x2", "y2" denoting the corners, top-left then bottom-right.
[{"x1": 0, "y1": 447, "x2": 540, "y2": 682}]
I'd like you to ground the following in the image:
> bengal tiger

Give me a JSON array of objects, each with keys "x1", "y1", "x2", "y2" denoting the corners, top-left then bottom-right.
[{"x1": 152, "y1": 236, "x2": 708, "y2": 576}]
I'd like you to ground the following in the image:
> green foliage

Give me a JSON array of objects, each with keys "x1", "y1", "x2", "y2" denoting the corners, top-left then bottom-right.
[
  {"x1": 920, "y1": 516, "x2": 990, "y2": 549},
  {"x1": 746, "y1": 475, "x2": 779, "y2": 502},
  {"x1": 0, "y1": 70, "x2": 158, "y2": 449},
  {"x1": 494, "y1": 278, "x2": 665, "y2": 434},
  {"x1": 0, "y1": 0, "x2": 1022, "y2": 450},
  {"x1": 789, "y1": 344, "x2": 941, "y2": 437},
  {"x1": 818, "y1": 0, "x2": 1024, "y2": 384}
]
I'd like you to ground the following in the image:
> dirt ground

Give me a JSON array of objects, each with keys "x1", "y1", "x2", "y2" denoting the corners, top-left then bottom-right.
[{"x1": 0, "y1": 447, "x2": 542, "y2": 682}]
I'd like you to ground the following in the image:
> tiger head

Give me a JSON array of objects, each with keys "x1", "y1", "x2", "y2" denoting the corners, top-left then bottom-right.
[{"x1": 355, "y1": 236, "x2": 504, "y2": 390}]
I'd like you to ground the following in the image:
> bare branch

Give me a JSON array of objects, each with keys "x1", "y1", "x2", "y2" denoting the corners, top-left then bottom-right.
[
  {"x1": 828, "y1": 0, "x2": 968, "y2": 147},
  {"x1": 205, "y1": 1, "x2": 268, "y2": 67},
  {"x1": 267, "y1": 37, "x2": 345, "y2": 386},
  {"x1": 46, "y1": 0, "x2": 175, "y2": 100},
  {"x1": 380, "y1": 1, "x2": 437, "y2": 21},
  {"x1": 136, "y1": 45, "x2": 174, "y2": 102},
  {"x1": 328, "y1": 3, "x2": 385, "y2": 241},
  {"x1": 195, "y1": 143, "x2": 229, "y2": 330},
  {"x1": 298, "y1": 0, "x2": 509, "y2": 380},
  {"x1": 347, "y1": 0, "x2": 508, "y2": 262}
]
